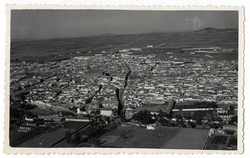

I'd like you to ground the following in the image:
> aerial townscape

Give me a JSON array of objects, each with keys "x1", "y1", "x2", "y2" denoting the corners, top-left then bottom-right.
[{"x1": 10, "y1": 27, "x2": 238, "y2": 150}]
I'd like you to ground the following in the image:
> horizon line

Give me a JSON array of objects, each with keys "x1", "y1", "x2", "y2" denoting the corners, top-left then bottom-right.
[{"x1": 11, "y1": 27, "x2": 238, "y2": 42}]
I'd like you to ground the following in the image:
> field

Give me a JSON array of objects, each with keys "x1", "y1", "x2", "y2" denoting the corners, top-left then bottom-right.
[
  {"x1": 99, "y1": 126, "x2": 209, "y2": 149},
  {"x1": 28, "y1": 108, "x2": 56, "y2": 116},
  {"x1": 53, "y1": 123, "x2": 93, "y2": 147},
  {"x1": 10, "y1": 126, "x2": 50, "y2": 147},
  {"x1": 62, "y1": 121, "x2": 89, "y2": 129},
  {"x1": 17, "y1": 122, "x2": 90, "y2": 147},
  {"x1": 10, "y1": 28, "x2": 238, "y2": 149},
  {"x1": 228, "y1": 136, "x2": 237, "y2": 146},
  {"x1": 162, "y1": 128, "x2": 209, "y2": 149},
  {"x1": 19, "y1": 128, "x2": 76, "y2": 147},
  {"x1": 11, "y1": 28, "x2": 238, "y2": 62},
  {"x1": 204, "y1": 135, "x2": 238, "y2": 150},
  {"x1": 205, "y1": 135, "x2": 237, "y2": 150},
  {"x1": 212, "y1": 136, "x2": 228, "y2": 144}
]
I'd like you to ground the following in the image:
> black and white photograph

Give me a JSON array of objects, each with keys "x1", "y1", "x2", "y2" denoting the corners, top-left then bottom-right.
[{"x1": 5, "y1": 6, "x2": 244, "y2": 153}]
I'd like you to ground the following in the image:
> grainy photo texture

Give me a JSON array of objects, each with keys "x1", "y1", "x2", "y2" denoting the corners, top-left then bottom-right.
[{"x1": 4, "y1": 6, "x2": 244, "y2": 154}]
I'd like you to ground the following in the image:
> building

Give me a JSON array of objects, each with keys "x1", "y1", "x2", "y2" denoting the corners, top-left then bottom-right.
[
  {"x1": 125, "y1": 107, "x2": 135, "y2": 120},
  {"x1": 18, "y1": 125, "x2": 33, "y2": 132},
  {"x1": 146, "y1": 123, "x2": 157, "y2": 130},
  {"x1": 223, "y1": 125, "x2": 237, "y2": 135},
  {"x1": 208, "y1": 128, "x2": 216, "y2": 137},
  {"x1": 100, "y1": 108, "x2": 113, "y2": 116},
  {"x1": 76, "y1": 108, "x2": 88, "y2": 115},
  {"x1": 38, "y1": 115, "x2": 63, "y2": 122},
  {"x1": 65, "y1": 118, "x2": 89, "y2": 122},
  {"x1": 85, "y1": 68, "x2": 103, "y2": 78},
  {"x1": 147, "y1": 45, "x2": 154, "y2": 48}
]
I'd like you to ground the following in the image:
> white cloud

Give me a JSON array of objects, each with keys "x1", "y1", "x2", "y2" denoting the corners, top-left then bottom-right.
[{"x1": 186, "y1": 16, "x2": 204, "y2": 30}]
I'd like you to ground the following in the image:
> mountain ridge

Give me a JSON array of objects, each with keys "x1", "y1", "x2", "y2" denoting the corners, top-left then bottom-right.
[{"x1": 11, "y1": 27, "x2": 238, "y2": 42}]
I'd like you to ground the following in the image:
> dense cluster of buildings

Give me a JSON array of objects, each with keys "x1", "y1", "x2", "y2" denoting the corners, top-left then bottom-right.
[
  {"x1": 9, "y1": 46, "x2": 238, "y2": 149},
  {"x1": 10, "y1": 48, "x2": 238, "y2": 114}
]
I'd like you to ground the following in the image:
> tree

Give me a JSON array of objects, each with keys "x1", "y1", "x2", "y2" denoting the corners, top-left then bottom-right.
[
  {"x1": 24, "y1": 111, "x2": 37, "y2": 118},
  {"x1": 65, "y1": 130, "x2": 72, "y2": 144},
  {"x1": 153, "y1": 113, "x2": 157, "y2": 121},
  {"x1": 193, "y1": 111, "x2": 204, "y2": 125},
  {"x1": 188, "y1": 121, "x2": 197, "y2": 128},
  {"x1": 112, "y1": 108, "x2": 118, "y2": 117},
  {"x1": 210, "y1": 123, "x2": 218, "y2": 129},
  {"x1": 196, "y1": 119, "x2": 202, "y2": 125},
  {"x1": 95, "y1": 108, "x2": 100, "y2": 115},
  {"x1": 91, "y1": 109, "x2": 101, "y2": 122},
  {"x1": 229, "y1": 105, "x2": 235, "y2": 115},
  {"x1": 133, "y1": 110, "x2": 153, "y2": 125},
  {"x1": 178, "y1": 107, "x2": 183, "y2": 117},
  {"x1": 229, "y1": 116, "x2": 237, "y2": 125},
  {"x1": 39, "y1": 60, "x2": 45, "y2": 64},
  {"x1": 103, "y1": 116, "x2": 111, "y2": 124},
  {"x1": 158, "y1": 109, "x2": 165, "y2": 120},
  {"x1": 86, "y1": 113, "x2": 92, "y2": 121},
  {"x1": 99, "y1": 103, "x2": 104, "y2": 108},
  {"x1": 10, "y1": 107, "x2": 24, "y2": 120},
  {"x1": 176, "y1": 115, "x2": 184, "y2": 126},
  {"x1": 156, "y1": 109, "x2": 169, "y2": 126},
  {"x1": 74, "y1": 131, "x2": 81, "y2": 145},
  {"x1": 142, "y1": 110, "x2": 152, "y2": 124}
]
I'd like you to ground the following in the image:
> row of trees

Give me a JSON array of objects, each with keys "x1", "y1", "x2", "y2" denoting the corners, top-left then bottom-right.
[
  {"x1": 10, "y1": 90, "x2": 38, "y2": 125},
  {"x1": 87, "y1": 109, "x2": 111, "y2": 124},
  {"x1": 132, "y1": 108, "x2": 235, "y2": 129},
  {"x1": 133, "y1": 110, "x2": 154, "y2": 125}
]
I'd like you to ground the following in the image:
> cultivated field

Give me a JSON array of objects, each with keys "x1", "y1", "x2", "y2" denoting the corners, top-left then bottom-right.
[
  {"x1": 10, "y1": 126, "x2": 50, "y2": 147},
  {"x1": 19, "y1": 128, "x2": 75, "y2": 147},
  {"x1": 162, "y1": 128, "x2": 209, "y2": 149},
  {"x1": 53, "y1": 123, "x2": 91, "y2": 147},
  {"x1": 99, "y1": 126, "x2": 209, "y2": 149},
  {"x1": 28, "y1": 108, "x2": 56, "y2": 116},
  {"x1": 11, "y1": 28, "x2": 238, "y2": 62},
  {"x1": 229, "y1": 136, "x2": 237, "y2": 146},
  {"x1": 62, "y1": 121, "x2": 89, "y2": 130},
  {"x1": 205, "y1": 135, "x2": 237, "y2": 150}
]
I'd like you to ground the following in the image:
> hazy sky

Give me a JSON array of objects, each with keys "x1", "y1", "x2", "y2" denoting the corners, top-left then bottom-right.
[{"x1": 11, "y1": 10, "x2": 238, "y2": 40}]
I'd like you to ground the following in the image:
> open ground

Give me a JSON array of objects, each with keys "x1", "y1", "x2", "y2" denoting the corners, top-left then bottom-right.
[{"x1": 99, "y1": 126, "x2": 209, "y2": 149}]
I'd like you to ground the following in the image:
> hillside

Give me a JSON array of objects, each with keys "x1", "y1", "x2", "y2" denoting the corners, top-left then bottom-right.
[{"x1": 195, "y1": 27, "x2": 237, "y2": 33}]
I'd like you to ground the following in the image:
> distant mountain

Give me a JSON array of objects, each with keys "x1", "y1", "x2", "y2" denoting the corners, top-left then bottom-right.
[{"x1": 195, "y1": 27, "x2": 237, "y2": 33}]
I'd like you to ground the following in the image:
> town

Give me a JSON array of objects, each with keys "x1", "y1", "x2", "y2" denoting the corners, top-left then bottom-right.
[{"x1": 10, "y1": 46, "x2": 238, "y2": 149}]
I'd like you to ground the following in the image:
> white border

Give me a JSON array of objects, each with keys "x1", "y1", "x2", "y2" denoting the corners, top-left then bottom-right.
[{"x1": 1, "y1": 3, "x2": 244, "y2": 156}]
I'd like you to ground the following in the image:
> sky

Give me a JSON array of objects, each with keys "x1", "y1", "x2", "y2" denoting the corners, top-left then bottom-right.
[{"x1": 11, "y1": 10, "x2": 238, "y2": 40}]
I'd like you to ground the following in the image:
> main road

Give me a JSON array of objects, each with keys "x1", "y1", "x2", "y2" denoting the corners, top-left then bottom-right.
[{"x1": 116, "y1": 60, "x2": 131, "y2": 116}]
